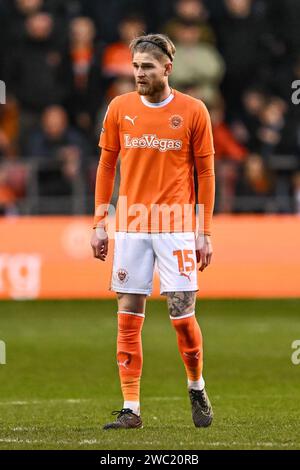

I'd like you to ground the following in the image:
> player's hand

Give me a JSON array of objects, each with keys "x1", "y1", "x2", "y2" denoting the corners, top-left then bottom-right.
[
  {"x1": 196, "y1": 234, "x2": 213, "y2": 272},
  {"x1": 91, "y1": 227, "x2": 108, "y2": 261}
]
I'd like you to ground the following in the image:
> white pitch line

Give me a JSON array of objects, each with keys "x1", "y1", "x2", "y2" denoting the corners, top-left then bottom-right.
[
  {"x1": 12, "y1": 427, "x2": 38, "y2": 432},
  {"x1": 0, "y1": 397, "x2": 190, "y2": 407},
  {"x1": 77, "y1": 440, "x2": 299, "y2": 448},
  {"x1": 0, "y1": 438, "x2": 298, "y2": 448},
  {"x1": 79, "y1": 439, "x2": 97, "y2": 445},
  {"x1": 0, "y1": 395, "x2": 298, "y2": 406},
  {"x1": 0, "y1": 399, "x2": 89, "y2": 406},
  {"x1": 0, "y1": 438, "x2": 72, "y2": 445},
  {"x1": 0, "y1": 438, "x2": 43, "y2": 444}
]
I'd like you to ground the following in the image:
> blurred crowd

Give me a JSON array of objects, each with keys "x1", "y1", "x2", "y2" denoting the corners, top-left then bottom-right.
[{"x1": 0, "y1": 0, "x2": 300, "y2": 215}]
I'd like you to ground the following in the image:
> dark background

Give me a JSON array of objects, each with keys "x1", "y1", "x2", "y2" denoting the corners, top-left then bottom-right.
[{"x1": 0, "y1": 0, "x2": 300, "y2": 216}]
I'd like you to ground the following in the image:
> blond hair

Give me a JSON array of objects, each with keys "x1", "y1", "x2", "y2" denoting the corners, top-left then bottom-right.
[{"x1": 129, "y1": 33, "x2": 176, "y2": 63}]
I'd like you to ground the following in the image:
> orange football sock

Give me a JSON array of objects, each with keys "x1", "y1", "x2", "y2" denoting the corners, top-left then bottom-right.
[
  {"x1": 117, "y1": 312, "x2": 144, "y2": 403},
  {"x1": 171, "y1": 313, "x2": 203, "y2": 381}
]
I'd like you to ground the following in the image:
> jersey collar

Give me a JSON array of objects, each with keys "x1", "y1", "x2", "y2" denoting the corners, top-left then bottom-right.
[{"x1": 140, "y1": 92, "x2": 175, "y2": 108}]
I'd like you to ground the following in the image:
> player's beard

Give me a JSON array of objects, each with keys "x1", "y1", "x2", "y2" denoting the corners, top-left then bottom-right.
[{"x1": 136, "y1": 78, "x2": 165, "y2": 97}]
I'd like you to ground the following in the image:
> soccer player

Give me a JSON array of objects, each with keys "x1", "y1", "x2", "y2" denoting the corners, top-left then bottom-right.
[{"x1": 91, "y1": 33, "x2": 215, "y2": 429}]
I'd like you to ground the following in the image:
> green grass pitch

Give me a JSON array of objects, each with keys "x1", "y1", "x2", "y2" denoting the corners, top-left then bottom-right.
[{"x1": 0, "y1": 299, "x2": 300, "y2": 450}]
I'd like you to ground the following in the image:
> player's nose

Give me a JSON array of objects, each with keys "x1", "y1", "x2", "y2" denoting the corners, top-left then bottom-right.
[{"x1": 136, "y1": 68, "x2": 145, "y2": 77}]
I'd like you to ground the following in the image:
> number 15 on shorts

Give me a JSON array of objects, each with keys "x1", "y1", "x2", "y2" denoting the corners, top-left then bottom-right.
[{"x1": 173, "y1": 249, "x2": 196, "y2": 274}]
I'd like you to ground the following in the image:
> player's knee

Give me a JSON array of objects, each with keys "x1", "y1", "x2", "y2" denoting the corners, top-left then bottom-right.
[
  {"x1": 166, "y1": 291, "x2": 196, "y2": 317},
  {"x1": 117, "y1": 292, "x2": 146, "y2": 314}
]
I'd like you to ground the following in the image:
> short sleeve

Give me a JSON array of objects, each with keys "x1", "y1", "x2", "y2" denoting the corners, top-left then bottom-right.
[
  {"x1": 192, "y1": 101, "x2": 215, "y2": 157},
  {"x1": 99, "y1": 98, "x2": 121, "y2": 152}
]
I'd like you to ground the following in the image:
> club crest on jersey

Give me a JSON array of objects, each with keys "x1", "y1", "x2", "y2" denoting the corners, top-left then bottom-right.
[
  {"x1": 117, "y1": 268, "x2": 129, "y2": 284},
  {"x1": 169, "y1": 114, "x2": 183, "y2": 129},
  {"x1": 124, "y1": 134, "x2": 182, "y2": 152}
]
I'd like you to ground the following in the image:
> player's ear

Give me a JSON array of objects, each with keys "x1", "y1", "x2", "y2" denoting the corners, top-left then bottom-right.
[{"x1": 165, "y1": 62, "x2": 172, "y2": 76}]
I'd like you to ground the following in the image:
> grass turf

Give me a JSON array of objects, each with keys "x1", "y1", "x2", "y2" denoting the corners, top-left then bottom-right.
[{"x1": 0, "y1": 299, "x2": 299, "y2": 450}]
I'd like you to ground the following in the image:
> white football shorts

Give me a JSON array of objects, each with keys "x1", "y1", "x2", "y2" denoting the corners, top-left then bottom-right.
[{"x1": 110, "y1": 232, "x2": 198, "y2": 295}]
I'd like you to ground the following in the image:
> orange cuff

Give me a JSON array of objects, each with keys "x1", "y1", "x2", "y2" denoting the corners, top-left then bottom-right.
[
  {"x1": 93, "y1": 148, "x2": 119, "y2": 228},
  {"x1": 194, "y1": 153, "x2": 215, "y2": 236}
]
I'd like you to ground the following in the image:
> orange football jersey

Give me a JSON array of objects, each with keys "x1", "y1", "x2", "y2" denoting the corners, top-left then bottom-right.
[{"x1": 98, "y1": 89, "x2": 214, "y2": 233}]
